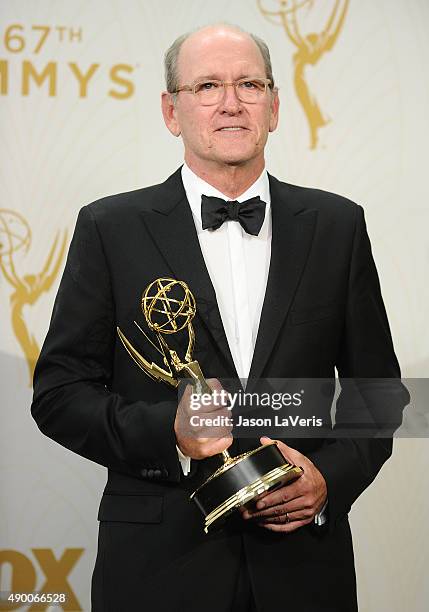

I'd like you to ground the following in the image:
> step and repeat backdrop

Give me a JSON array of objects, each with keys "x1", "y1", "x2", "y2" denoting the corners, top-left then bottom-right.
[{"x1": 1, "y1": 1, "x2": 428, "y2": 610}]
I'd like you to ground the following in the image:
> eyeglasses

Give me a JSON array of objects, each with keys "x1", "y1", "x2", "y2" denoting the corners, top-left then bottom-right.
[{"x1": 173, "y1": 78, "x2": 273, "y2": 105}]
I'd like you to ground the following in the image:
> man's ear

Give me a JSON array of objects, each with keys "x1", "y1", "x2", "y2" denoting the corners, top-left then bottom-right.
[
  {"x1": 269, "y1": 89, "x2": 280, "y2": 133},
  {"x1": 161, "y1": 91, "x2": 181, "y2": 136}
]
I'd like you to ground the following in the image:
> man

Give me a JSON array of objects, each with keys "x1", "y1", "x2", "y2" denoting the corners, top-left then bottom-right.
[{"x1": 31, "y1": 24, "x2": 407, "y2": 611}]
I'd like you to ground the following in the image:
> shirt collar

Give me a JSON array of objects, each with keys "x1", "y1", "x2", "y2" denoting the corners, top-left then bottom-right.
[{"x1": 181, "y1": 162, "x2": 271, "y2": 229}]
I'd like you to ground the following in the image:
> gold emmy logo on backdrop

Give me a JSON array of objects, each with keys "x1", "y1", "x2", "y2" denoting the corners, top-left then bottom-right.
[
  {"x1": 0, "y1": 210, "x2": 67, "y2": 383},
  {"x1": 258, "y1": 0, "x2": 349, "y2": 149}
]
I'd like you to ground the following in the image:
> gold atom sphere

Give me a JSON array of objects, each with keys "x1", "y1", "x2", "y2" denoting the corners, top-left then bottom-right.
[{"x1": 141, "y1": 277, "x2": 196, "y2": 335}]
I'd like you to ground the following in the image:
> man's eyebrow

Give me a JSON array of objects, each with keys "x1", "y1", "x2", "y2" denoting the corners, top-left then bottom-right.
[
  {"x1": 192, "y1": 74, "x2": 222, "y2": 82},
  {"x1": 192, "y1": 74, "x2": 262, "y2": 82}
]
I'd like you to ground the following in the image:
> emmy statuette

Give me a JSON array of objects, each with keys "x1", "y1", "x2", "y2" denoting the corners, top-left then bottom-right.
[{"x1": 117, "y1": 278, "x2": 303, "y2": 533}]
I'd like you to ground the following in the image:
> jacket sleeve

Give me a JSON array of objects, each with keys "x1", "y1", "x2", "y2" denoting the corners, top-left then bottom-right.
[
  {"x1": 307, "y1": 205, "x2": 409, "y2": 531},
  {"x1": 31, "y1": 205, "x2": 181, "y2": 483}
]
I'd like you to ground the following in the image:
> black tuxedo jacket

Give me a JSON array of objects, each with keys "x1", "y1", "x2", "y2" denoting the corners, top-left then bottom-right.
[{"x1": 32, "y1": 168, "x2": 407, "y2": 612}]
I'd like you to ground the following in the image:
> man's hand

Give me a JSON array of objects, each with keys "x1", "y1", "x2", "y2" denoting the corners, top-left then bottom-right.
[
  {"x1": 174, "y1": 379, "x2": 233, "y2": 460},
  {"x1": 241, "y1": 436, "x2": 327, "y2": 533}
]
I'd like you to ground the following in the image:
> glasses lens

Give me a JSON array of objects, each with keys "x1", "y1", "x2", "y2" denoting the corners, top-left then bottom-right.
[
  {"x1": 236, "y1": 80, "x2": 267, "y2": 103},
  {"x1": 194, "y1": 81, "x2": 223, "y2": 105}
]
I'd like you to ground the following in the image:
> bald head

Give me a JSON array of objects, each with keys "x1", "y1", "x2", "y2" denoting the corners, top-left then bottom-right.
[{"x1": 164, "y1": 24, "x2": 274, "y2": 94}]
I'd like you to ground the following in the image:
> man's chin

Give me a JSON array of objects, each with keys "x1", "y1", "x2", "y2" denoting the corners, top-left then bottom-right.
[{"x1": 212, "y1": 150, "x2": 257, "y2": 167}]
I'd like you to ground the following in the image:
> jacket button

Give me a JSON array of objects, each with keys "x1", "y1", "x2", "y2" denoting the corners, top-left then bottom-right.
[
  {"x1": 154, "y1": 469, "x2": 162, "y2": 479},
  {"x1": 162, "y1": 468, "x2": 169, "y2": 478},
  {"x1": 147, "y1": 469, "x2": 154, "y2": 478},
  {"x1": 140, "y1": 468, "x2": 148, "y2": 478}
]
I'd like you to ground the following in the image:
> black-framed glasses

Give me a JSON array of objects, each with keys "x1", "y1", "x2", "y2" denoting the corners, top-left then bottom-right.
[{"x1": 173, "y1": 78, "x2": 273, "y2": 105}]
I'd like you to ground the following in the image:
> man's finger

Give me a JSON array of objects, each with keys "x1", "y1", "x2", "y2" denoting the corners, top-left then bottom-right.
[
  {"x1": 256, "y1": 505, "x2": 314, "y2": 523},
  {"x1": 243, "y1": 496, "x2": 307, "y2": 520},
  {"x1": 203, "y1": 436, "x2": 233, "y2": 457},
  {"x1": 251, "y1": 480, "x2": 304, "y2": 511}
]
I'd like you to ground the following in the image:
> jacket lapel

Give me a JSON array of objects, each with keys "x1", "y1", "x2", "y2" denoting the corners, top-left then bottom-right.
[
  {"x1": 140, "y1": 168, "x2": 237, "y2": 376},
  {"x1": 248, "y1": 175, "x2": 318, "y2": 383}
]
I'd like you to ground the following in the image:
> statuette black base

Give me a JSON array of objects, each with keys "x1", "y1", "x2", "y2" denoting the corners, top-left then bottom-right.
[{"x1": 190, "y1": 442, "x2": 303, "y2": 533}]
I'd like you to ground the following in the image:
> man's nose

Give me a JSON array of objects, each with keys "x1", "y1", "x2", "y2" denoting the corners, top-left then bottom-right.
[{"x1": 219, "y1": 83, "x2": 241, "y2": 113}]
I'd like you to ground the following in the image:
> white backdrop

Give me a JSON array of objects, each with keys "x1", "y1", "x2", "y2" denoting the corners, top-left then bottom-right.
[{"x1": 1, "y1": 1, "x2": 428, "y2": 610}]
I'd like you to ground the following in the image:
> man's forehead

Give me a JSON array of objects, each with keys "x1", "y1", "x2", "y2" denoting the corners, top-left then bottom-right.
[{"x1": 178, "y1": 27, "x2": 264, "y2": 77}]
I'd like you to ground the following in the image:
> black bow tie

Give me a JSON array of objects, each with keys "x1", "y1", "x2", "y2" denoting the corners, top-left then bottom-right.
[{"x1": 201, "y1": 195, "x2": 266, "y2": 236}]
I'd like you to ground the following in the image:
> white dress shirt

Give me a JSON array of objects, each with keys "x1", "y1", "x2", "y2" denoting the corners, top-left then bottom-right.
[
  {"x1": 181, "y1": 162, "x2": 271, "y2": 381},
  {"x1": 176, "y1": 163, "x2": 327, "y2": 525}
]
